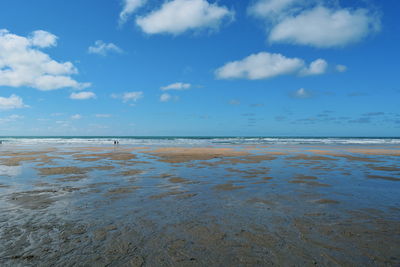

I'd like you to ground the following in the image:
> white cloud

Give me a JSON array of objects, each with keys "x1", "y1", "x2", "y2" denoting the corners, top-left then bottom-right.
[
  {"x1": 30, "y1": 30, "x2": 58, "y2": 48},
  {"x1": 70, "y1": 91, "x2": 96, "y2": 100},
  {"x1": 136, "y1": 0, "x2": 234, "y2": 35},
  {"x1": 299, "y1": 58, "x2": 327, "y2": 76},
  {"x1": 160, "y1": 93, "x2": 172, "y2": 102},
  {"x1": 95, "y1": 114, "x2": 112, "y2": 118},
  {"x1": 71, "y1": 114, "x2": 82, "y2": 120},
  {"x1": 161, "y1": 82, "x2": 191, "y2": 91},
  {"x1": 88, "y1": 40, "x2": 123, "y2": 56},
  {"x1": 0, "y1": 29, "x2": 90, "y2": 91},
  {"x1": 0, "y1": 94, "x2": 27, "y2": 110},
  {"x1": 215, "y1": 51, "x2": 326, "y2": 80},
  {"x1": 336, "y1": 64, "x2": 347, "y2": 72},
  {"x1": 268, "y1": 6, "x2": 380, "y2": 48},
  {"x1": 122, "y1": 91, "x2": 143, "y2": 102},
  {"x1": 119, "y1": 0, "x2": 147, "y2": 25},
  {"x1": 293, "y1": 88, "x2": 312, "y2": 98},
  {"x1": 112, "y1": 91, "x2": 144, "y2": 103}
]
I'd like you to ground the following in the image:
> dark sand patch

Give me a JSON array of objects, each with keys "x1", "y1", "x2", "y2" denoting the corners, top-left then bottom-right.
[
  {"x1": 295, "y1": 175, "x2": 319, "y2": 180},
  {"x1": 169, "y1": 177, "x2": 190, "y2": 184},
  {"x1": 175, "y1": 193, "x2": 198, "y2": 199},
  {"x1": 149, "y1": 190, "x2": 188, "y2": 199},
  {"x1": 263, "y1": 177, "x2": 273, "y2": 180},
  {"x1": 1, "y1": 155, "x2": 61, "y2": 166},
  {"x1": 8, "y1": 189, "x2": 64, "y2": 209},
  {"x1": 366, "y1": 175, "x2": 400, "y2": 181},
  {"x1": 315, "y1": 199, "x2": 340, "y2": 204},
  {"x1": 56, "y1": 175, "x2": 88, "y2": 182},
  {"x1": 214, "y1": 183, "x2": 245, "y2": 191},
  {"x1": 226, "y1": 167, "x2": 270, "y2": 177},
  {"x1": 0, "y1": 149, "x2": 56, "y2": 157},
  {"x1": 346, "y1": 148, "x2": 400, "y2": 156},
  {"x1": 90, "y1": 165, "x2": 115, "y2": 171},
  {"x1": 119, "y1": 169, "x2": 143, "y2": 176},
  {"x1": 309, "y1": 150, "x2": 383, "y2": 162},
  {"x1": 105, "y1": 186, "x2": 141, "y2": 195},
  {"x1": 145, "y1": 147, "x2": 250, "y2": 163},
  {"x1": 367, "y1": 165, "x2": 400, "y2": 172},
  {"x1": 37, "y1": 166, "x2": 88, "y2": 176}
]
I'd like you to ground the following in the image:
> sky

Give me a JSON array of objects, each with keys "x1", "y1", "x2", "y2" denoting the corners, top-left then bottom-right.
[{"x1": 0, "y1": 0, "x2": 399, "y2": 136}]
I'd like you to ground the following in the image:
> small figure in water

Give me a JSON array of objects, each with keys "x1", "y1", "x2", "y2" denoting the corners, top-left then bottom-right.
[{"x1": 113, "y1": 140, "x2": 117, "y2": 145}]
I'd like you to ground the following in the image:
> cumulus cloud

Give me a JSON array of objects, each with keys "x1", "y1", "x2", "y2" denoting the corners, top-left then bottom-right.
[
  {"x1": 292, "y1": 88, "x2": 312, "y2": 98},
  {"x1": 160, "y1": 93, "x2": 172, "y2": 102},
  {"x1": 299, "y1": 58, "x2": 328, "y2": 76},
  {"x1": 269, "y1": 6, "x2": 380, "y2": 48},
  {"x1": 70, "y1": 91, "x2": 96, "y2": 100},
  {"x1": 215, "y1": 51, "x2": 326, "y2": 80},
  {"x1": 112, "y1": 91, "x2": 144, "y2": 103},
  {"x1": 0, "y1": 94, "x2": 27, "y2": 110},
  {"x1": 30, "y1": 30, "x2": 58, "y2": 48},
  {"x1": 88, "y1": 40, "x2": 123, "y2": 56},
  {"x1": 0, "y1": 29, "x2": 90, "y2": 91},
  {"x1": 71, "y1": 114, "x2": 82, "y2": 120},
  {"x1": 161, "y1": 82, "x2": 191, "y2": 91},
  {"x1": 136, "y1": 0, "x2": 234, "y2": 35},
  {"x1": 119, "y1": 0, "x2": 147, "y2": 25},
  {"x1": 249, "y1": 1, "x2": 380, "y2": 48}
]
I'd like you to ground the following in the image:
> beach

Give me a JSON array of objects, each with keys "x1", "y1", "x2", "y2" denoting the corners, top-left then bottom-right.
[{"x1": 0, "y1": 138, "x2": 399, "y2": 266}]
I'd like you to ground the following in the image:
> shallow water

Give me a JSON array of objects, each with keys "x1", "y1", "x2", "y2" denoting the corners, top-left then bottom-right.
[{"x1": 0, "y1": 144, "x2": 399, "y2": 266}]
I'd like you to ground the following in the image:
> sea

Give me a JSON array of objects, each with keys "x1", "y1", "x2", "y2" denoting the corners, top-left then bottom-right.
[{"x1": 0, "y1": 136, "x2": 399, "y2": 146}]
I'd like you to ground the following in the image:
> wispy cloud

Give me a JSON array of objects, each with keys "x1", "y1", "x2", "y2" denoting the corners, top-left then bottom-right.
[
  {"x1": 95, "y1": 114, "x2": 112, "y2": 118},
  {"x1": 88, "y1": 40, "x2": 122, "y2": 56},
  {"x1": 161, "y1": 82, "x2": 191, "y2": 91},
  {"x1": 71, "y1": 114, "x2": 82, "y2": 120},
  {"x1": 70, "y1": 91, "x2": 96, "y2": 100},
  {"x1": 112, "y1": 91, "x2": 144, "y2": 104},
  {"x1": 119, "y1": 0, "x2": 146, "y2": 25}
]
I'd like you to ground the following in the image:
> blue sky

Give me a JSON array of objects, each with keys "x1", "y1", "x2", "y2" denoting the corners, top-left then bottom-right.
[{"x1": 0, "y1": 0, "x2": 399, "y2": 136}]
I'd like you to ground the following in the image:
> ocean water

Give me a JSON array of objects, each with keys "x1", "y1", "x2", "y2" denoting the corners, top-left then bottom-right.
[{"x1": 0, "y1": 136, "x2": 400, "y2": 146}]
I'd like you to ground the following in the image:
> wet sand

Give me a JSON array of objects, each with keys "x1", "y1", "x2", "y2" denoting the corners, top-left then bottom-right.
[{"x1": 0, "y1": 144, "x2": 399, "y2": 266}]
